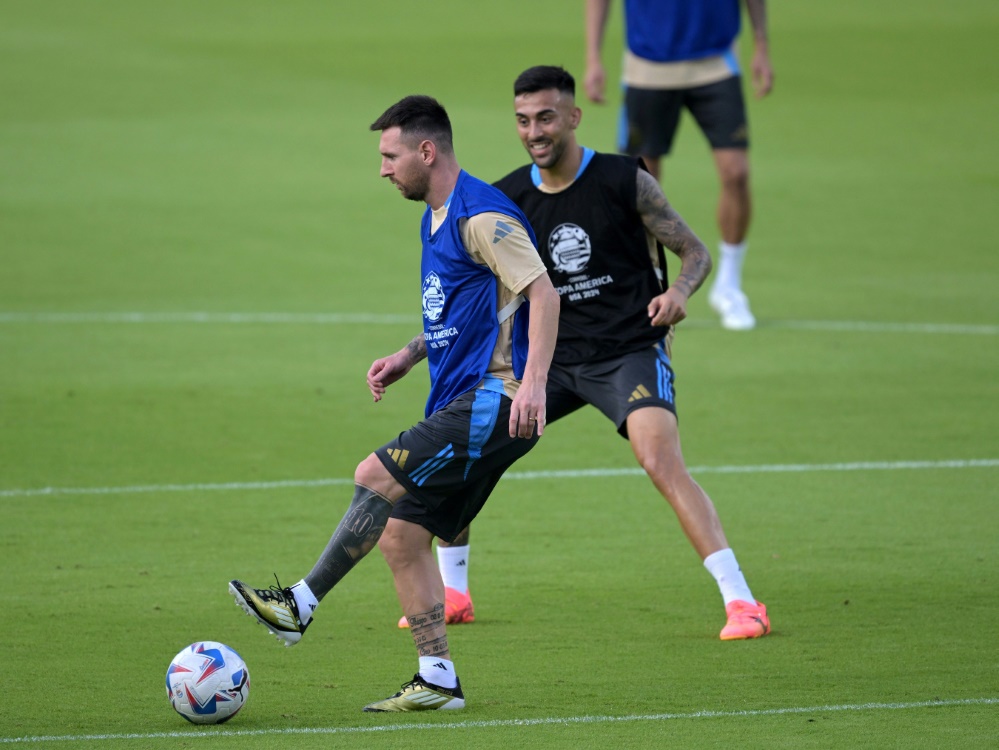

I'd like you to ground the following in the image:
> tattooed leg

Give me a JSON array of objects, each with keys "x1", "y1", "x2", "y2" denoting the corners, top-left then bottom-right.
[
  {"x1": 304, "y1": 484, "x2": 393, "y2": 600},
  {"x1": 407, "y1": 603, "x2": 450, "y2": 660},
  {"x1": 380, "y1": 517, "x2": 451, "y2": 659}
]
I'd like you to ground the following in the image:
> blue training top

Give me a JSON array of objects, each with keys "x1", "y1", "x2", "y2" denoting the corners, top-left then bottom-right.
[
  {"x1": 420, "y1": 170, "x2": 538, "y2": 417},
  {"x1": 624, "y1": 0, "x2": 742, "y2": 63}
]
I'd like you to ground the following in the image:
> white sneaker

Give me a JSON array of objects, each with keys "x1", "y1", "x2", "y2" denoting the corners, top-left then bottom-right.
[{"x1": 709, "y1": 286, "x2": 756, "y2": 330}]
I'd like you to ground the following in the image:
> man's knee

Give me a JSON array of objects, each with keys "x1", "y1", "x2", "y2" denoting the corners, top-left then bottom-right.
[
  {"x1": 378, "y1": 518, "x2": 431, "y2": 568},
  {"x1": 355, "y1": 454, "x2": 385, "y2": 486},
  {"x1": 355, "y1": 453, "x2": 405, "y2": 500},
  {"x1": 628, "y1": 409, "x2": 689, "y2": 492},
  {"x1": 377, "y1": 519, "x2": 405, "y2": 564},
  {"x1": 716, "y1": 152, "x2": 750, "y2": 192},
  {"x1": 638, "y1": 450, "x2": 688, "y2": 492}
]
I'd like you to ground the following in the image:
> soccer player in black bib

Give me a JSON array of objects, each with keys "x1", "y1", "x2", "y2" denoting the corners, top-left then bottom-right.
[{"x1": 418, "y1": 66, "x2": 770, "y2": 642}]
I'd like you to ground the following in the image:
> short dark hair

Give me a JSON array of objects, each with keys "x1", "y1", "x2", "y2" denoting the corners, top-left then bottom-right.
[
  {"x1": 514, "y1": 66, "x2": 576, "y2": 97},
  {"x1": 370, "y1": 95, "x2": 453, "y2": 154}
]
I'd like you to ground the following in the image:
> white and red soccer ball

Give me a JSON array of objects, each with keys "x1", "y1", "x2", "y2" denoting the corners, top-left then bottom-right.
[{"x1": 166, "y1": 641, "x2": 250, "y2": 724}]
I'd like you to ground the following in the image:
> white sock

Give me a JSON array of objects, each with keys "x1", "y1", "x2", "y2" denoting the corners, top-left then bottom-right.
[
  {"x1": 703, "y1": 548, "x2": 755, "y2": 606},
  {"x1": 436, "y1": 544, "x2": 470, "y2": 594},
  {"x1": 716, "y1": 241, "x2": 748, "y2": 292},
  {"x1": 289, "y1": 580, "x2": 319, "y2": 626},
  {"x1": 419, "y1": 656, "x2": 458, "y2": 688}
]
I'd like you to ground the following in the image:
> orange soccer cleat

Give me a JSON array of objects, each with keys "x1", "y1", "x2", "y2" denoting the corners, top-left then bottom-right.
[
  {"x1": 397, "y1": 587, "x2": 475, "y2": 629},
  {"x1": 720, "y1": 599, "x2": 770, "y2": 640}
]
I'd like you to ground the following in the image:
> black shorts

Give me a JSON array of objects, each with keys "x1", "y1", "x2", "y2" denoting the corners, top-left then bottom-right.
[
  {"x1": 620, "y1": 75, "x2": 749, "y2": 157},
  {"x1": 376, "y1": 388, "x2": 539, "y2": 543},
  {"x1": 546, "y1": 343, "x2": 677, "y2": 439}
]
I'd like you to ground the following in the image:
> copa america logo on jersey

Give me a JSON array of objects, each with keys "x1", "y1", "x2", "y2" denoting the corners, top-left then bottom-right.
[
  {"x1": 423, "y1": 271, "x2": 445, "y2": 322},
  {"x1": 548, "y1": 223, "x2": 591, "y2": 274}
]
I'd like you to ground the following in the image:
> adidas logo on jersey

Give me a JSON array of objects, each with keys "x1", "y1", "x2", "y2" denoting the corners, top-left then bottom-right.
[{"x1": 388, "y1": 448, "x2": 409, "y2": 469}]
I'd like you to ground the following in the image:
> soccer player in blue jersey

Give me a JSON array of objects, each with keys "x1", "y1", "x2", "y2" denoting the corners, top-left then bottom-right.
[
  {"x1": 585, "y1": 0, "x2": 774, "y2": 330},
  {"x1": 229, "y1": 95, "x2": 560, "y2": 712},
  {"x1": 412, "y1": 66, "x2": 769, "y2": 643}
]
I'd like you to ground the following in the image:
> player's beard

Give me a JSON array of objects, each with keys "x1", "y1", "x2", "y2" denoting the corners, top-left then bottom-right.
[
  {"x1": 528, "y1": 135, "x2": 568, "y2": 170},
  {"x1": 394, "y1": 170, "x2": 431, "y2": 202}
]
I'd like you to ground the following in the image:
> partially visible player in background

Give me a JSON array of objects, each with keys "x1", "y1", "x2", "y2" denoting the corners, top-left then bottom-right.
[
  {"x1": 585, "y1": 0, "x2": 774, "y2": 330},
  {"x1": 404, "y1": 66, "x2": 770, "y2": 642},
  {"x1": 229, "y1": 94, "x2": 560, "y2": 712}
]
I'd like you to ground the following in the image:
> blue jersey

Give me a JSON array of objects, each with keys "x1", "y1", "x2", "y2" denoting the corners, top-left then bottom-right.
[
  {"x1": 624, "y1": 0, "x2": 742, "y2": 63},
  {"x1": 420, "y1": 170, "x2": 538, "y2": 417}
]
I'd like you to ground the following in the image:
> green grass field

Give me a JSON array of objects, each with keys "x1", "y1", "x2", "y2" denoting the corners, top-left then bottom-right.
[{"x1": 2, "y1": 1, "x2": 997, "y2": 747}]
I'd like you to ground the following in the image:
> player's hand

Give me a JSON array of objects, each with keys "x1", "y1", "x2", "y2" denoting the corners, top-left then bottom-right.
[
  {"x1": 509, "y1": 378, "x2": 546, "y2": 439},
  {"x1": 584, "y1": 62, "x2": 607, "y2": 104},
  {"x1": 752, "y1": 49, "x2": 774, "y2": 98},
  {"x1": 648, "y1": 288, "x2": 688, "y2": 326},
  {"x1": 366, "y1": 351, "x2": 415, "y2": 402}
]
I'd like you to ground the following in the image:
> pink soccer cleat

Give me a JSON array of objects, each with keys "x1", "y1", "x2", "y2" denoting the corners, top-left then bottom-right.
[
  {"x1": 720, "y1": 599, "x2": 770, "y2": 640},
  {"x1": 397, "y1": 587, "x2": 475, "y2": 629}
]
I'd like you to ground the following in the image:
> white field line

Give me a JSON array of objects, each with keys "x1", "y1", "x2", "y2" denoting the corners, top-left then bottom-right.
[
  {"x1": 1, "y1": 697, "x2": 995, "y2": 744},
  {"x1": 0, "y1": 312, "x2": 417, "y2": 325},
  {"x1": 767, "y1": 320, "x2": 999, "y2": 335},
  {"x1": 0, "y1": 312, "x2": 997, "y2": 335},
  {"x1": 2, "y1": 459, "x2": 997, "y2": 499}
]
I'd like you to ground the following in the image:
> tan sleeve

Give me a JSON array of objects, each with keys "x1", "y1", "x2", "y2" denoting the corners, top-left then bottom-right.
[
  {"x1": 460, "y1": 211, "x2": 546, "y2": 294},
  {"x1": 460, "y1": 211, "x2": 546, "y2": 398}
]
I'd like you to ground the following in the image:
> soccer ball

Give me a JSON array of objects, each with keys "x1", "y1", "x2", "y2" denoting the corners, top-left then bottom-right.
[{"x1": 166, "y1": 641, "x2": 250, "y2": 724}]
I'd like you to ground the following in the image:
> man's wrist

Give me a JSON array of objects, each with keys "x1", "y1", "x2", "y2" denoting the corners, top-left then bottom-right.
[{"x1": 404, "y1": 336, "x2": 426, "y2": 365}]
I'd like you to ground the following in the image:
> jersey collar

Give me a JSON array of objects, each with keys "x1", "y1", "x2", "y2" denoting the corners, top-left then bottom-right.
[{"x1": 530, "y1": 147, "x2": 595, "y2": 188}]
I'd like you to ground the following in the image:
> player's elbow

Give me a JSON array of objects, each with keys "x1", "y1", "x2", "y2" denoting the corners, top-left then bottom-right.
[
  {"x1": 538, "y1": 279, "x2": 560, "y2": 319},
  {"x1": 524, "y1": 273, "x2": 559, "y2": 309}
]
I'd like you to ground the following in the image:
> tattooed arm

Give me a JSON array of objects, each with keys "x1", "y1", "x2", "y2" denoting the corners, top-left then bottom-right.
[
  {"x1": 635, "y1": 169, "x2": 713, "y2": 326},
  {"x1": 404, "y1": 333, "x2": 427, "y2": 364},
  {"x1": 366, "y1": 333, "x2": 426, "y2": 402}
]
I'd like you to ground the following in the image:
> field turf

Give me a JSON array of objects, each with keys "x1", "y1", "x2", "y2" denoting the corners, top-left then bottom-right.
[{"x1": 1, "y1": 1, "x2": 997, "y2": 747}]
